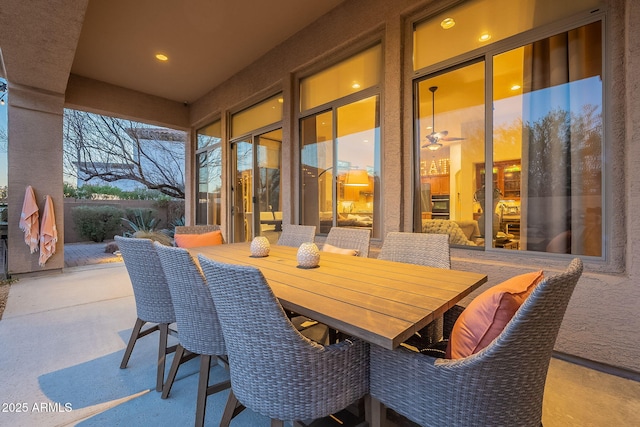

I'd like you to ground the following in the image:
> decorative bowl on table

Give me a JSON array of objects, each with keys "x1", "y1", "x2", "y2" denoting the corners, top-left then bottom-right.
[
  {"x1": 250, "y1": 236, "x2": 270, "y2": 257},
  {"x1": 297, "y1": 242, "x2": 320, "y2": 268}
]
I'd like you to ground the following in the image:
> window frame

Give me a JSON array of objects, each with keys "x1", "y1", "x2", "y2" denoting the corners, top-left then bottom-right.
[
  {"x1": 296, "y1": 43, "x2": 384, "y2": 237},
  {"x1": 410, "y1": 6, "x2": 607, "y2": 259},
  {"x1": 195, "y1": 118, "x2": 223, "y2": 226}
]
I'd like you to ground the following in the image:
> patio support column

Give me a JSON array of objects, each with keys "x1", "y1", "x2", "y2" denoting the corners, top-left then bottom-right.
[{"x1": 7, "y1": 84, "x2": 65, "y2": 274}]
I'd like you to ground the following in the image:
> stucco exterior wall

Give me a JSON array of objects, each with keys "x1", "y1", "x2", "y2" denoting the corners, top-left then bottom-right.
[
  {"x1": 185, "y1": 0, "x2": 639, "y2": 373},
  {"x1": 7, "y1": 86, "x2": 65, "y2": 274},
  {"x1": 65, "y1": 75, "x2": 190, "y2": 130},
  {"x1": 5, "y1": 0, "x2": 635, "y2": 373}
]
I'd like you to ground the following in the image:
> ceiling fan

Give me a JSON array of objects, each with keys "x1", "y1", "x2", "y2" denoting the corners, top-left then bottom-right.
[{"x1": 422, "y1": 86, "x2": 465, "y2": 151}]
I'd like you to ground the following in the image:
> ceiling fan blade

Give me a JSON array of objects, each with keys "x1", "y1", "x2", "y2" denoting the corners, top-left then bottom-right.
[{"x1": 441, "y1": 136, "x2": 466, "y2": 141}]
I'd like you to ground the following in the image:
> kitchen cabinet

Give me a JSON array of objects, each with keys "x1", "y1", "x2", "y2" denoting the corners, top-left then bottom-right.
[
  {"x1": 476, "y1": 160, "x2": 521, "y2": 199},
  {"x1": 422, "y1": 175, "x2": 450, "y2": 195}
]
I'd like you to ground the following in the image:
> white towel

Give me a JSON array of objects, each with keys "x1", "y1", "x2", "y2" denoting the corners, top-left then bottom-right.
[
  {"x1": 19, "y1": 185, "x2": 39, "y2": 253},
  {"x1": 39, "y1": 195, "x2": 58, "y2": 267}
]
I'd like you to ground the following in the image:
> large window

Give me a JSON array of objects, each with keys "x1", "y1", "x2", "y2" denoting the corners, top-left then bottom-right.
[
  {"x1": 415, "y1": 61, "x2": 485, "y2": 239},
  {"x1": 196, "y1": 120, "x2": 222, "y2": 225},
  {"x1": 414, "y1": 2, "x2": 603, "y2": 257},
  {"x1": 230, "y1": 95, "x2": 283, "y2": 243},
  {"x1": 300, "y1": 44, "x2": 382, "y2": 236}
]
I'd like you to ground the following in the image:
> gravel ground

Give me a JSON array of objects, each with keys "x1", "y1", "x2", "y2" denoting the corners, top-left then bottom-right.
[{"x1": 0, "y1": 280, "x2": 10, "y2": 320}]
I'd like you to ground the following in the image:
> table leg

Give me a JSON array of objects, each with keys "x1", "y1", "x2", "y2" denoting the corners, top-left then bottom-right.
[{"x1": 365, "y1": 394, "x2": 386, "y2": 427}]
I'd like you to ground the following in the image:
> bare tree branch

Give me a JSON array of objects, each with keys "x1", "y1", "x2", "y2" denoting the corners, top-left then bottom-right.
[
  {"x1": 0, "y1": 125, "x2": 7, "y2": 154},
  {"x1": 63, "y1": 110, "x2": 186, "y2": 198}
]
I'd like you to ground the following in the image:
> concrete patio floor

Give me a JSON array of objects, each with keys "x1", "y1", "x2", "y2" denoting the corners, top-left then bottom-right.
[{"x1": 1, "y1": 261, "x2": 639, "y2": 426}]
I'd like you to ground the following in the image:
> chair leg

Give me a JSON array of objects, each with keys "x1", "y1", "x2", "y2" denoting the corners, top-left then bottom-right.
[
  {"x1": 120, "y1": 318, "x2": 145, "y2": 369},
  {"x1": 270, "y1": 420, "x2": 284, "y2": 427},
  {"x1": 162, "y1": 344, "x2": 186, "y2": 399},
  {"x1": 156, "y1": 323, "x2": 169, "y2": 392},
  {"x1": 195, "y1": 355, "x2": 211, "y2": 427},
  {"x1": 220, "y1": 390, "x2": 246, "y2": 427}
]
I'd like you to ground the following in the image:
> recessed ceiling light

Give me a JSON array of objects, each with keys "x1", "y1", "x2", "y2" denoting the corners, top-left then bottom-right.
[
  {"x1": 478, "y1": 33, "x2": 492, "y2": 42},
  {"x1": 155, "y1": 53, "x2": 169, "y2": 61},
  {"x1": 277, "y1": 97, "x2": 284, "y2": 103},
  {"x1": 511, "y1": 84, "x2": 522, "y2": 91},
  {"x1": 352, "y1": 82, "x2": 361, "y2": 89},
  {"x1": 440, "y1": 18, "x2": 455, "y2": 29}
]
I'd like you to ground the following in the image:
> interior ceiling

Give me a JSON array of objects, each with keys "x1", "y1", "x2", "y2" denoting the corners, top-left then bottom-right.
[{"x1": 71, "y1": 0, "x2": 346, "y2": 103}]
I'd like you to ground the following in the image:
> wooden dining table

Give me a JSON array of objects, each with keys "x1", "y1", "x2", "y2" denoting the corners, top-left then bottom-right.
[{"x1": 189, "y1": 242, "x2": 487, "y2": 351}]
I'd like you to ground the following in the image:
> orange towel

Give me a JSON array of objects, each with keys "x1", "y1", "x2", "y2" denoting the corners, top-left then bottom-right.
[
  {"x1": 19, "y1": 185, "x2": 39, "y2": 253},
  {"x1": 39, "y1": 195, "x2": 58, "y2": 267}
]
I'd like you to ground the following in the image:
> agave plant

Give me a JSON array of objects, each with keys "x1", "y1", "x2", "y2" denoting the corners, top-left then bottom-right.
[
  {"x1": 122, "y1": 208, "x2": 160, "y2": 237},
  {"x1": 159, "y1": 215, "x2": 186, "y2": 238}
]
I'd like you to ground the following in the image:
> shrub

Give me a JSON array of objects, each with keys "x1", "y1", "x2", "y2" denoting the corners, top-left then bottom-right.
[
  {"x1": 64, "y1": 183, "x2": 180, "y2": 201},
  {"x1": 63, "y1": 182, "x2": 77, "y2": 198},
  {"x1": 72, "y1": 205, "x2": 124, "y2": 242}
]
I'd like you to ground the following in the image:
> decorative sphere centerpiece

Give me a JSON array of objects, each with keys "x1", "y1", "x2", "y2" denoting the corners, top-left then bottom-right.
[
  {"x1": 250, "y1": 236, "x2": 271, "y2": 257},
  {"x1": 297, "y1": 242, "x2": 320, "y2": 268}
]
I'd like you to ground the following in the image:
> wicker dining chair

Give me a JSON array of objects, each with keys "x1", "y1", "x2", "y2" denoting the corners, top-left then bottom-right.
[
  {"x1": 198, "y1": 255, "x2": 369, "y2": 427},
  {"x1": 276, "y1": 224, "x2": 316, "y2": 247},
  {"x1": 370, "y1": 258, "x2": 583, "y2": 427},
  {"x1": 174, "y1": 224, "x2": 220, "y2": 234},
  {"x1": 115, "y1": 235, "x2": 177, "y2": 393},
  {"x1": 378, "y1": 232, "x2": 450, "y2": 268},
  {"x1": 154, "y1": 243, "x2": 229, "y2": 427},
  {"x1": 378, "y1": 232, "x2": 450, "y2": 343},
  {"x1": 324, "y1": 227, "x2": 371, "y2": 257}
]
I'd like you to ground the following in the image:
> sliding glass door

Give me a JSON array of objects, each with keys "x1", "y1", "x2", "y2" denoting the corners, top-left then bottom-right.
[{"x1": 230, "y1": 128, "x2": 282, "y2": 243}]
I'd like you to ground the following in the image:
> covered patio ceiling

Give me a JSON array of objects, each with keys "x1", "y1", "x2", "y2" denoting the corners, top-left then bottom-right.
[{"x1": 0, "y1": 0, "x2": 345, "y2": 104}]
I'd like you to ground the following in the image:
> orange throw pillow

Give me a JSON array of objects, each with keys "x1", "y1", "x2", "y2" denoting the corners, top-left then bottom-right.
[
  {"x1": 446, "y1": 270, "x2": 544, "y2": 359},
  {"x1": 174, "y1": 230, "x2": 223, "y2": 248}
]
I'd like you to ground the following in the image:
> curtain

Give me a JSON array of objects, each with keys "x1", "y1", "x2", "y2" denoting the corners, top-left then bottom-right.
[{"x1": 522, "y1": 21, "x2": 602, "y2": 256}]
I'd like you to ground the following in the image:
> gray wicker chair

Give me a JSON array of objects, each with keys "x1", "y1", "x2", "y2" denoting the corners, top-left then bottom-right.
[
  {"x1": 115, "y1": 235, "x2": 177, "y2": 392},
  {"x1": 174, "y1": 224, "x2": 220, "y2": 234},
  {"x1": 378, "y1": 232, "x2": 450, "y2": 343},
  {"x1": 154, "y1": 243, "x2": 229, "y2": 427},
  {"x1": 276, "y1": 224, "x2": 316, "y2": 247},
  {"x1": 378, "y1": 232, "x2": 450, "y2": 268},
  {"x1": 324, "y1": 227, "x2": 371, "y2": 257},
  {"x1": 370, "y1": 258, "x2": 583, "y2": 427},
  {"x1": 198, "y1": 255, "x2": 369, "y2": 427}
]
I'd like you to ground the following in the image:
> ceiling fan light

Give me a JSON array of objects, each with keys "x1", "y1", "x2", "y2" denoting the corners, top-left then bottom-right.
[{"x1": 427, "y1": 142, "x2": 442, "y2": 151}]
